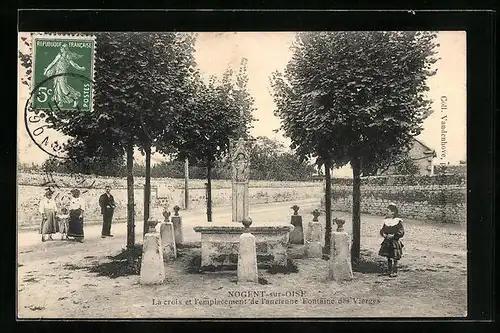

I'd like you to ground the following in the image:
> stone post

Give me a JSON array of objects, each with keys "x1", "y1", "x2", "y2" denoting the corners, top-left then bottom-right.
[
  {"x1": 237, "y1": 217, "x2": 258, "y2": 283},
  {"x1": 289, "y1": 205, "x2": 304, "y2": 245},
  {"x1": 160, "y1": 210, "x2": 176, "y2": 261},
  {"x1": 139, "y1": 219, "x2": 165, "y2": 285},
  {"x1": 305, "y1": 209, "x2": 323, "y2": 258},
  {"x1": 171, "y1": 205, "x2": 183, "y2": 246},
  {"x1": 329, "y1": 219, "x2": 353, "y2": 281}
]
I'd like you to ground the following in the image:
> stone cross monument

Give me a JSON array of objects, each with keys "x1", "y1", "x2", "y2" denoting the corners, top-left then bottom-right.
[{"x1": 231, "y1": 137, "x2": 250, "y2": 223}]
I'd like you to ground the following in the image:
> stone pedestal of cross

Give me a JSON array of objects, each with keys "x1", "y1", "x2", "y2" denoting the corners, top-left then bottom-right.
[
  {"x1": 139, "y1": 219, "x2": 165, "y2": 285},
  {"x1": 305, "y1": 209, "x2": 323, "y2": 258},
  {"x1": 237, "y1": 217, "x2": 258, "y2": 283},
  {"x1": 231, "y1": 138, "x2": 250, "y2": 223},
  {"x1": 329, "y1": 219, "x2": 353, "y2": 281}
]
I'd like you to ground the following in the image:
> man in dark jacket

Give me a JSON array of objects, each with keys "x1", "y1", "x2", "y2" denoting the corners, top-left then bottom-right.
[{"x1": 99, "y1": 185, "x2": 116, "y2": 238}]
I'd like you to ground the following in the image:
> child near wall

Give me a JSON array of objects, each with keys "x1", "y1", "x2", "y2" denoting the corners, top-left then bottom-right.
[
  {"x1": 378, "y1": 203, "x2": 405, "y2": 277},
  {"x1": 57, "y1": 207, "x2": 70, "y2": 240}
]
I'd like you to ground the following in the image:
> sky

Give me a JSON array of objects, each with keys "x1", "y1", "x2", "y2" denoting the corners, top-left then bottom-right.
[{"x1": 17, "y1": 31, "x2": 466, "y2": 176}]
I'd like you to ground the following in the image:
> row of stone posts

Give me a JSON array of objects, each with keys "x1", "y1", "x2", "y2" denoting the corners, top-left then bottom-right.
[
  {"x1": 139, "y1": 204, "x2": 352, "y2": 285},
  {"x1": 139, "y1": 206, "x2": 184, "y2": 285},
  {"x1": 289, "y1": 206, "x2": 353, "y2": 281},
  {"x1": 236, "y1": 207, "x2": 354, "y2": 284}
]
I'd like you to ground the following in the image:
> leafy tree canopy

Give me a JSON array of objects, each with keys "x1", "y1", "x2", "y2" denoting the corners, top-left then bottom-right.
[
  {"x1": 174, "y1": 58, "x2": 256, "y2": 168},
  {"x1": 270, "y1": 31, "x2": 439, "y2": 170}
]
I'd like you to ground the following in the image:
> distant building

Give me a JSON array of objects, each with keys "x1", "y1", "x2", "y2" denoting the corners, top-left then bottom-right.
[
  {"x1": 379, "y1": 138, "x2": 437, "y2": 176},
  {"x1": 434, "y1": 161, "x2": 467, "y2": 175},
  {"x1": 311, "y1": 138, "x2": 437, "y2": 179}
]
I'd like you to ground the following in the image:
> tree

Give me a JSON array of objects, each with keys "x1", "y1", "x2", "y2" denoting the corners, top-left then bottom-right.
[
  {"x1": 248, "y1": 136, "x2": 283, "y2": 180},
  {"x1": 59, "y1": 139, "x2": 126, "y2": 176},
  {"x1": 19, "y1": 32, "x2": 198, "y2": 249},
  {"x1": 174, "y1": 59, "x2": 255, "y2": 222},
  {"x1": 93, "y1": 32, "x2": 197, "y2": 236},
  {"x1": 271, "y1": 31, "x2": 439, "y2": 260},
  {"x1": 247, "y1": 136, "x2": 316, "y2": 181},
  {"x1": 277, "y1": 152, "x2": 316, "y2": 181}
]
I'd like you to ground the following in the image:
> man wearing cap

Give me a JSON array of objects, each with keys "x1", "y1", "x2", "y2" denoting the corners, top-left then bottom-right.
[{"x1": 99, "y1": 185, "x2": 116, "y2": 238}]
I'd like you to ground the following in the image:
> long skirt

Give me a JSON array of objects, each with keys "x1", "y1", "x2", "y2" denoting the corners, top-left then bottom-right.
[
  {"x1": 52, "y1": 75, "x2": 81, "y2": 106},
  {"x1": 378, "y1": 238, "x2": 404, "y2": 260},
  {"x1": 58, "y1": 218, "x2": 69, "y2": 234},
  {"x1": 67, "y1": 209, "x2": 84, "y2": 239},
  {"x1": 40, "y1": 209, "x2": 59, "y2": 235}
]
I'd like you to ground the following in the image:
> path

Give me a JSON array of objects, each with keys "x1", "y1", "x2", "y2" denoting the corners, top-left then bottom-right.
[{"x1": 17, "y1": 198, "x2": 467, "y2": 318}]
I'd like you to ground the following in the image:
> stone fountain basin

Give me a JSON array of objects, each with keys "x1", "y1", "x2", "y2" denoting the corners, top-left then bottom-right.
[{"x1": 193, "y1": 224, "x2": 294, "y2": 270}]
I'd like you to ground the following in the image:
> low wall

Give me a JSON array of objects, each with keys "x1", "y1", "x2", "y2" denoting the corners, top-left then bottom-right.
[
  {"x1": 322, "y1": 175, "x2": 466, "y2": 223},
  {"x1": 17, "y1": 172, "x2": 323, "y2": 229}
]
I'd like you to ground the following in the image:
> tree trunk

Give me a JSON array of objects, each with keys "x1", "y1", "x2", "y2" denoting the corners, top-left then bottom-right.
[
  {"x1": 324, "y1": 161, "x2": 332, "y2": 254},
  {"x1": 351, "y1": 157, "x2": 362, "y2": 263},
  {"x1": 126, "y1": 141, "x2": 135, "y2": 250},
  {"x1": 206, "y1": 162, "x2": 213, "y2": 222},
  {"x1": 184, "y1": 158, "x2": 189, "y2": 210},
  {"x1": 143, "y1": 142, "x2": 151, "y2": 237}
]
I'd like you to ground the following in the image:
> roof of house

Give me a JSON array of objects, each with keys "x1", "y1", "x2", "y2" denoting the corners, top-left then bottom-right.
[{"x1": 412, "y1": 138, "x2": 437, "y2": 157}]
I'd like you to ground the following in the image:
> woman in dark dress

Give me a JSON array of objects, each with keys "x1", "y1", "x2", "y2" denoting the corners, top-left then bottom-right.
[
  {"x1": 67, "y1": 188, "x2": 86, "y2": 243},
  {"x1": 378, "y1": 203, "x2": 405, "y2": 277}
]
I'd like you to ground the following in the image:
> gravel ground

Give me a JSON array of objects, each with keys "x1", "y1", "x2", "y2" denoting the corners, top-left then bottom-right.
[{"x1": 17, "y1": 208, "x2": 467, "y2": 319}]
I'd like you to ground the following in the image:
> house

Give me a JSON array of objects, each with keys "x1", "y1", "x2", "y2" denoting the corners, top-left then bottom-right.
[{"x1": 379, "y1": 138, "x2": 437, "y2": 176}]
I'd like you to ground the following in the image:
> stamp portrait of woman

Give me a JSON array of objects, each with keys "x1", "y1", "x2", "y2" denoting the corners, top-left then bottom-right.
[{"x1": 43, "y1": 43, "x2": 86, "y2": 108}]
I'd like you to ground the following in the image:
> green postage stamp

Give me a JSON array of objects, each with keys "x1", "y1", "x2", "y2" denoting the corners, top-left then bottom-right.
[{"x1": 32, "y1": 34, "x2": 96, "y2": 112}]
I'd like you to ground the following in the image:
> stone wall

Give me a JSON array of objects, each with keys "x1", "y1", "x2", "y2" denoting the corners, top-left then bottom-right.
[
  {"x1": 17, "y1": 172, "x2": 323, "y2": 229},
  {"x1": 323, "y1": 175, "x2": 466, "y2": 223}
]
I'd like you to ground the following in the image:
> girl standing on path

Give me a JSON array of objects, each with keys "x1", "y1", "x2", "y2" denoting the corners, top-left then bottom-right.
[
  {"x1": 38, "y1": 188, "x2": 59, "y2": 242},
  {"x1": 378, "y1": 203, "x2": 405, "y2": 277},
  {"x1": 67, "y1": 189, "x2": 86, "y2": 243}
]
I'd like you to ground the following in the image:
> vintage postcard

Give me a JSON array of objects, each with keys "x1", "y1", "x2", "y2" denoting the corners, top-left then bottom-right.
[{"x1": 17, "y1": 31, "x2": 467, "y2": 319}]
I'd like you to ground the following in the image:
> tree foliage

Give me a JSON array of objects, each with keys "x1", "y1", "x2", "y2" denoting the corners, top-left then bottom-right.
[
  {"x1": 271, "y1": 31, "x2": 439, "y2": 170},
  {"x1": 270, "y1": 31, "x2": 439, "y2": 258},
  {"x1": 169, "y1": 58, "x2": 255, "y2": 221},
  {"x1": 174, "y1": 58, "x2": 255, "y2": 168},
  {"x1": 248, "y1": 136, "x2": 316, "y2": 181}
]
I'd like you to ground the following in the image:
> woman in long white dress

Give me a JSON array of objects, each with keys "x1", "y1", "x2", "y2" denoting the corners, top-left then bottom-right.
[
  {"x1": 39, "y1": 189, "x2": 59, "y2": 242},
  {"x1": 43, "y1": 43, "x2": 86, "y2": 108}
]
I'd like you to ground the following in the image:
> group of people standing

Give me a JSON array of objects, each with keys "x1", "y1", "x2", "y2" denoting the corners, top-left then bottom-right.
[{"x1": 38, "y1": 186, "x2": 116, "y2": 243}]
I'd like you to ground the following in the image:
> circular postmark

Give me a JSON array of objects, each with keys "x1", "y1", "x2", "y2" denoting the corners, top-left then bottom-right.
[
  {"x1": 23, "y1": 73, "x2": 98, "y2": 200},
  {"x1": 24, "y1": 72, "x2": 95, "y2": 159}
]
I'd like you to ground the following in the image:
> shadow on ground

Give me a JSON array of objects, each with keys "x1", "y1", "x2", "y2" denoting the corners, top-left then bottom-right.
[
  {"x1": 63, "y1": 245, "x2": 410, "y2": 281},
  {"x1": 353, "y1": 249, "x2": 410, "y2": 274},
  {"x1": 64, "y1": 245, "x2": 143, "y2": 279},
  {"x1": 184, "y1": 248, "x2": 299, "y2": 276}
]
